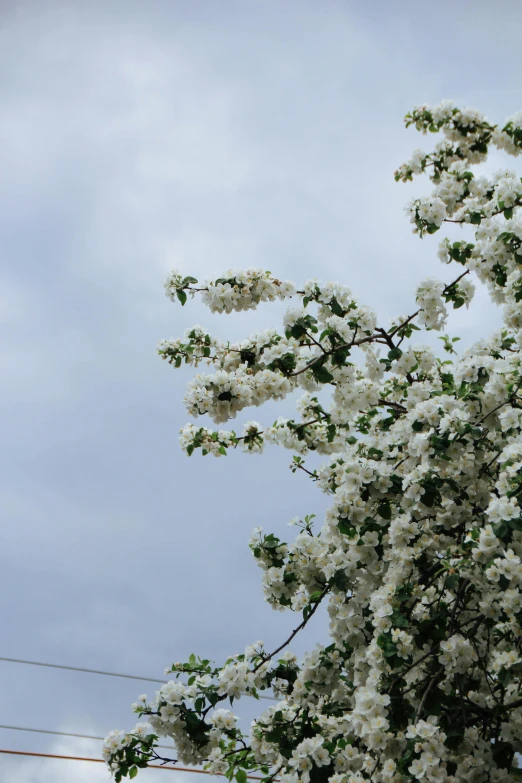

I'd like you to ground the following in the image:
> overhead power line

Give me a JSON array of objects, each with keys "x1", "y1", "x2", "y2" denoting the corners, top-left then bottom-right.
[
  {"x1": 0, "y1": 655, "x2": 165, "y2": 684},
  {"x1": 0, "y1": 723, "x2": 172, "y2": 750},
  {"x1": 0, "y1": 748, "x2": 177, "y2": 771},
  {"x1": 0, "y1": 724, "x2": 105, "y2": 742},
  {"x1": 0, "y1": 748, "x2": 267, "y2": 778},
  {"x1": 0, "y1": 656, "x2": 276, "y2": 700}
]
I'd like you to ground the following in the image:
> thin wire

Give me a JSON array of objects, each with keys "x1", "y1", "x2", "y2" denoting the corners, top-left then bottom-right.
[
  {"x1": 0, "y1": 724, "x2": 104, "y2": 741},
  {"x1": 0, "y1": 655, "x2": 165, "y2": 684},
  {"x1": 0, "y1": 656, "x2": 276, "y2": 700},
  {"x1": 0, "y1": 724, "x2": 171, "y2": 750},
  {"x1": 0, "y1": 749, "x2": 268, "y2": 779},
  {"x1": 0, "y1": 748, "x2": 176, "y2": 770}
]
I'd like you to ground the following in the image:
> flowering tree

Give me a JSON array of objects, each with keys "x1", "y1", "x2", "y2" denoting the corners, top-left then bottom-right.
[{"x1": 104, "y1": 102, "x2": 522, "y2": 783}]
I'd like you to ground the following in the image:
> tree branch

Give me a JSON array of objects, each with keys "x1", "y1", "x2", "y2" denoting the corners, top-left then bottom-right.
[{"x1": 253, "y1": 585, "x2": 330, "y2": 672}]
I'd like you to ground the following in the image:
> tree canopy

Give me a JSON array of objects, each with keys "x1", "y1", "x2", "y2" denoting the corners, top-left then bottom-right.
[{"x1": 104, "y1": 101, "x2": 522, "y2": 783}]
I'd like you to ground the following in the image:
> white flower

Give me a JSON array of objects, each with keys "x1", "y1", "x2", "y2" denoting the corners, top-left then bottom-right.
[{"x1": 210, "y1": 709, "x2": 238, "y2": 730}]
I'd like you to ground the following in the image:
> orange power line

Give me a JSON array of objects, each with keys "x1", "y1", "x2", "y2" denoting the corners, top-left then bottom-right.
[{"x1": 0, "y1": 749, "x2": 267, "y2": 779}]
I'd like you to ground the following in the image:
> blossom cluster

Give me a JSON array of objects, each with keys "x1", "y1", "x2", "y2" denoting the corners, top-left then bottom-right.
[{"x1": 202, "y1": 270, "x2": 296, "y2": 313}]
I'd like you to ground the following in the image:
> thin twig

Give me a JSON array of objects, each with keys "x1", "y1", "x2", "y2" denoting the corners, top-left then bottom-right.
[{"x1": 253, "y1": 586, "x2": 330, "y2": 672}]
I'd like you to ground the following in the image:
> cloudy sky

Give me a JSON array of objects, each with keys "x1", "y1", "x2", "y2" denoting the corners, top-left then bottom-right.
[{"x1": 1, "y1": 0, "x2": 522, "y2": 779}]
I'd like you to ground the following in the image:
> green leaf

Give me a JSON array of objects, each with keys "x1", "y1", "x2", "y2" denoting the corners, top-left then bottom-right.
[
  {"x1": 338, "y1": 520, "x2": 356, "y2": 537},
  {"x1": 445, "y1": 573, "x2": 459, "y2": 590},
  {"x1": 378, "y1": 501, "x2": 392, "y2": 520},
  {"x1": 493, "y1": 521, "x2": 511, "y2": 541},
  {"x1": 391, "y1": 610, "x2": 409, "y2": 628},
  {"x1": 313, "y1": 365, "x2": 335, "y2": 384},
  {"x1": 331, "y1": 569, "x2": 350, "y2": 592},
  {"x1": 332, "y1": 348, "x2": 350, "y2": 366},
  {"x1": 388, "y1": 347, "x2": 403, "y2": 361},
  {"x1": 420, "y1": 483, "x2": 441, "y2": 508},
  {"x1": 499, "y1": 574, "x2": 511, "y2": 591},
  {"x1": 326, "y1": 423, "x2": 337, "y2": 442},
  {"x1": 129, "y1": 768, "x2": 138, "y2": 779},
  {"x1": 288, "y1": 324, "x2": 304, "y2": 339},
  {"x1": 329, "y1": 298, "x2": 344, "y2": 317},
  {"x1": 176, "y1": 289, "x2": 187, "y2": 305},
  {"x1": 383, "y1": 641, "x2": 398, "y2": 658},
  {"x1": 236, "y1": 770, "x2": 247, "y2": 783},
  {"x1": 509, "y1": 517, "x2": 522, "y2": 532}
]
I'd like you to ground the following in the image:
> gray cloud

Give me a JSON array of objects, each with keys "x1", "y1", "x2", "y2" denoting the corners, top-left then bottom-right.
[{"x1": 1, "y1": 0, "x2": 521, "y2": 778}]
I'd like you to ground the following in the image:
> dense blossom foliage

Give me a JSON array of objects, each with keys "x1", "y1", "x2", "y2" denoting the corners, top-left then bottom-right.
[{"x1": 105, "y1": 101, "x2": 522, "y2": 782}]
